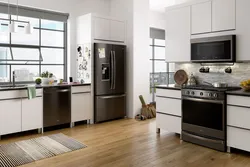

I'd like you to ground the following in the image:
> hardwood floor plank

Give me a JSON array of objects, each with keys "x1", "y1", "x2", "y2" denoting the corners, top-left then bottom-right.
[{"x1": 0, "y1": 118, "x2": 249, "y2": 167}]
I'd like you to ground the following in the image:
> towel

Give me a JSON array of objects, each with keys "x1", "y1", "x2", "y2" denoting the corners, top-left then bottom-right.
[{"x1": 27, "y1": 86, "x2": 36, "y2": 100}]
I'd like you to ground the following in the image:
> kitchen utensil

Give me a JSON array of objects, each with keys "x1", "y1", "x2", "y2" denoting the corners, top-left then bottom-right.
[
  {"x1": 187, "y1": 73, "x2": 197, "y2": 86},
  {"x1": 174, "y1": 70, "x2": 188, "y2": 85},
  {"x1": 203, "y1": 81, "x2": 228, "y2": 88}
]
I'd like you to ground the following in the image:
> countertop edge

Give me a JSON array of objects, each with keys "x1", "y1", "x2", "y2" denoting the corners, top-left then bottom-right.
[
  {"x1": 226, "y1": 90, "x2": 250, "y2": 97},
  {"x1": 0, "y1": 83, "x2": 91, "y2": 91},
  {"x1": 155, "y1": 86, "x2": 181, "y2": 90}
]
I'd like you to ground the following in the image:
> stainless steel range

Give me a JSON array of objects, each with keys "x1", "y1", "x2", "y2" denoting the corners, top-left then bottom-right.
[{"x1": 181, "y1": 85, "x2": 240, "y2": 152}]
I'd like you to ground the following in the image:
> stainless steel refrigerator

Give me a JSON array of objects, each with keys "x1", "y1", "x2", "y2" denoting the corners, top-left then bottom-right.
[{"x1": 94, "y1": 43, "x2": 126, "y2": 123}]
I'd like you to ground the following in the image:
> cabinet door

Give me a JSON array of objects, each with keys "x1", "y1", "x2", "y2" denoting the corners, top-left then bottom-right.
[
  {"x1": 22, "y1": 97, "x2": 43, "y2": 131},
  {"x1": 110, "y1": 20, "x2": 125, "y2": 42},
  {"x1": 236, "y1": 0, "x2": 250, "y2": 61},
  {"x1": 166, "y1": 6, "x2": 191, "y2": 62},
  {"x1": 93, "y1": 17, "x2": 110, "y2": 40},
  {"x1": 0, "y1": 99, "x2": 21, "y2": 135},
  {"x1": 72, "y1": 93, "x2": 92, "y2": 123},
  {"x1": 191, "y1": 1, "x2": 212, "y2": 34},
  {"x1": 212, "y1": 0, "x2": 236, "y2": 31}
]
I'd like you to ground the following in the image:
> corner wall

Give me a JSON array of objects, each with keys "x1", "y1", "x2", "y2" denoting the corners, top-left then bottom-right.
[{"x1": 110, "y1": 0, "x2": 150, "y2": 118}]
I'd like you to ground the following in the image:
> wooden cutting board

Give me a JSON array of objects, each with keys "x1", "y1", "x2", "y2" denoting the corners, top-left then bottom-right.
[{"x1": 174, "y1": 70, "x2": 188, "y2": 86}]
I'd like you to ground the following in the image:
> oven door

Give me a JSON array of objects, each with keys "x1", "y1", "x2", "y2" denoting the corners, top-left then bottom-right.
[
  {"x1": 182, "y1": 97, "x2": 225, "y2": 140},
  {"x1": 191, "y1": 35, "x2": 236, "y2": 63}
]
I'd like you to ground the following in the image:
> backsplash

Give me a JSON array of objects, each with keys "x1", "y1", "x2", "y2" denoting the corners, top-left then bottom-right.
[{"x1": 175, "y1": 63, "x2": 250, "y2": 86}]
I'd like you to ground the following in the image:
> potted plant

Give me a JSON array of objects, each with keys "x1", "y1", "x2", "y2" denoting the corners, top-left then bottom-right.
[{"x1": 41, "y1": 71, "x2": 54, "y2": 84}]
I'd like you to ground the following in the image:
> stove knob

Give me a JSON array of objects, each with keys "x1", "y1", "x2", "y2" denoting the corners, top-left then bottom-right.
[
  {"x1": 208, "y1": 93, "x2": 212, "y2": 97},
  {"x1": 200, "y1": 92, "x2": 203, "y2": 96},
  {"x1": 214, "y1": 93, "x2": 218, "y2": 98},
  {"x1": 191, "y1": 91, "x2": 195, "y2": 95},
  {"x1": 186, "y1": 91, "x2": 190, "y2": 95}
]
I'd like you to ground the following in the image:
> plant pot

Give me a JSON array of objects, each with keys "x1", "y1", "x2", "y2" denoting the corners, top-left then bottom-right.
[{"x1": 42, "y1": 78, "x2": 50, "y2": 85}]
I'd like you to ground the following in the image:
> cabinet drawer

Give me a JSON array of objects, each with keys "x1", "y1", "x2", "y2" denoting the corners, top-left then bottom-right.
[
  {"x1": 228, "y1": 126, "x2": 250, "y2": 152},
  {"x1": 156, "y1": 113, "x2": 181, "y2": 134},
  {"x1": 227, "y1": 106, "x2": 250, "y2": 129},
  {"x1": 72, "y1": 86, "x2": 91, "y2": 93},
  {"x1": 156, "y1": 96, "x2": 181, "y2": 116},
  {"x1": 20, "y1": 89, "x2": 43, "y2": 97},
  {"x1": 0, "y1": 90, "x2": 23, "y2": 100},
  {"x1": 227, "y1": 95, "x2": 250, "y2": 107},
  {"x1": 156, "y1": 89, "x2": 181, "y2": 99}
]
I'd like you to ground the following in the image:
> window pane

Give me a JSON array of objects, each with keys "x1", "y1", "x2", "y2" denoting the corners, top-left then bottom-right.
[
  {"x1": 12, "y1": 15, "x2": 39, "y2": 28},
  {"x1": 41, "y1": 19, "x2": 64, "y2": 31},
  {"x1": 169, "y1": 63, "x2": 175, "y2": 72},
  {"x1": 41, "y1": 30, "x2": 64, "y2": 47},
  {"x1": 150, "y1": 46, "x2": 153, "y2": 59},
  {"x1": 0, "y1": 13, "x2": 8, "y2": 19},
  {"x1": 155, "y1": 61, "x2": 167, "y2": 72},
  {"x1": 0, "y1": 65, "x2": 10, "y2": 82},
  {"x1": 12, "y1": 48, "x2": 40, "y2": 60},
  {"x1": 42, "y1": 65, "x2": 64, "y2": 79},
  {"x1": 0, "y1": 20, "x2": 10, "y2": 43},
  {"x1": 12, "y1": 29, "x2": 39, "y2": 45},
  {"x1": 154, "y1": 73, "x2": 168, "y2": 85},
  {"x1": 149, "y1": 38, "x2": 153, "y2": 45},
  {"x1": 12, "y1": 65, "x2": 39, "y2": 82},
  {"x1": 155, "y1": 39, "x2": 165, "y2": 46},
  {"x1": 155, "y1": 47, "x2": 165, "y2": 59},
  {"x1": 0, "y1": 47, "x2": 11, "y2": 61},
  {"x1": 150, "y1": 60, "x2": 153, "y2": 73},
  {"x1": 41, "y1": 48, "x2": 64, "y2": 64}
]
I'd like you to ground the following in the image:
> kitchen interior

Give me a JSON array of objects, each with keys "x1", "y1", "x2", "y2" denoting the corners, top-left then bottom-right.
[{"x1": 0, "y1": 0, "x2": 250, "y2": 166}]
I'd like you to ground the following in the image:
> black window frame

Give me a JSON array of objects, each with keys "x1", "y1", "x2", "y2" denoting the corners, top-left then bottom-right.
[{"x1": 0, "y1": 3, "x2": 68, "y2": 84}]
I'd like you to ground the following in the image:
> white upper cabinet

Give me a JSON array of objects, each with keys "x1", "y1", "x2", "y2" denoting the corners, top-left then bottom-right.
[
  {"x1": 212, "y1": 0, "x2": 236, "y2": 32},
  {"x1": 93, "y1": 17, "x2": 110, "y2": 41},
  {"x1": 236, "y1": 0, "x2": 250, "y2": 61},
  {"x1": 166, "y1": 6, "x2": 191, "y2": 62},
  {"x1": 191, "y1": 1, "x2": 212, "y2": 34},
  {"x1": 110, "y1": 20, "x2": 125, "y2": 42},
  {"x1": 93, "y1": 16, "x2": 125, "y2": 43}
]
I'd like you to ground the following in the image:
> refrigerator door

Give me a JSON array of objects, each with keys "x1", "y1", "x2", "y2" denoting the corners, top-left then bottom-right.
[
  {"x1": 94, "y1": 43, "x2": 113, "y2": 95},
  {"x1": 95, "y1": 94, "x2": 126, "y2": 123},
  {"x1": 112, "y1": 44, "x2": 126, "y2": 94}
]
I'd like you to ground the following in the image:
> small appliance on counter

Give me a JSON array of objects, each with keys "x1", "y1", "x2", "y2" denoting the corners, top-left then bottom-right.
[{"x1": 187, "y1": 73, "x2": 196, "y2": 86}]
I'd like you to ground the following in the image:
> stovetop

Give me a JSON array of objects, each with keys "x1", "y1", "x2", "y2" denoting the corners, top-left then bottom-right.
[{"x1": 183, "y1": 85, "x2": 241, "y2": 92}]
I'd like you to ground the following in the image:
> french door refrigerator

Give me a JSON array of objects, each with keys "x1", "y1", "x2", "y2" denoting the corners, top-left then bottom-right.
[{"x1": 94, "y1": 43, "x2": 126, "y2": 123}]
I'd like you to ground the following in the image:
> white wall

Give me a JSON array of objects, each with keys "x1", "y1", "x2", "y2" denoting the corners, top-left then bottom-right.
[
  {"x1": 149, "y1": 11, "x2": 165, "y2": 29},
  {"x1": 0, "y1": 0, "x2": 110, "y2": 80},
  {"x1": 110, "y1": 0, "x2": 150, "y2": 118}
]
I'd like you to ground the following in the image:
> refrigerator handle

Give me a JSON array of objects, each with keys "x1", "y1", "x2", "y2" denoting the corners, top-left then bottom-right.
[
  {"x1": 113, "y1": 51, "x2": 116, "y2": 90},
  {"x1": 110, "y1": 50, "x2": 114, "y2": 89}
]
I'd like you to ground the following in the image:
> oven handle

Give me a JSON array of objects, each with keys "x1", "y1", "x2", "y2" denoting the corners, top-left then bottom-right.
[
  {"x1": 182, "y1": 131, "x2": 224, "y2": 144},
  {"x1": 182, "y1": 97, "x2": 224, "y2": 104}
]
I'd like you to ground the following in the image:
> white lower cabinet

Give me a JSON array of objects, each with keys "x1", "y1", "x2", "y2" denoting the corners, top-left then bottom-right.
[
  {"x1": 156, "y1": 88, "x2": 182, "y2": 134},
  {"x1": 72, "y1": 92, "x2": 92, "y2": 123},
  {"x1": 227, "y1": 95, "x2": 250, "y2": 152},
  {"x1": 227, "y1": 126, "x2": 250, "y2": 152},
  {"x1": 0, "y1": 99, "x2": 22, "y2": 135},
  {"x1": 156, "y1": 113, "x2": 181, "y2": 134},
  {"x1": 22, "y1": 97, "x2": 43, "y2": 132}
]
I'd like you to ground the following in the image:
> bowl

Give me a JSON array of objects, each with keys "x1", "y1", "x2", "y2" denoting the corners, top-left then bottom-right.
[{"x1": 241, "y1": 85, "x2": 250, "y2": 91}]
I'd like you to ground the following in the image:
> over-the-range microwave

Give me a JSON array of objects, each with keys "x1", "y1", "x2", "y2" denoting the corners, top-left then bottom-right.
[{"x1": 191, "y1": 35, "x2": 236, "y2": 63}]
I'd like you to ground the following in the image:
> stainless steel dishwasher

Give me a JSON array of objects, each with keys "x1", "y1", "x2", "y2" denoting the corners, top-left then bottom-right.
[{"x1": 43, "y1": 86, "x2": 71, "y2": 128}]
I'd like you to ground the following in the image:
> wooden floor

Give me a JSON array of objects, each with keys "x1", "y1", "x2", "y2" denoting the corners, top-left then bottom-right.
[{"x1": 1, "y1": 119, "x2": 250, "y2": 167}]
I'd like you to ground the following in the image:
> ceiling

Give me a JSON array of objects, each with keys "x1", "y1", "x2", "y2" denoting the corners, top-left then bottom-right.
[{"x1": 150, "y1": 0, "x2": 176, "y2": 13}]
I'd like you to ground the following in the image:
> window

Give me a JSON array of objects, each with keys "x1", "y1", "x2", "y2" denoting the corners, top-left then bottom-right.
[
  {"x1": 0, "y1": 12, "x2": 67, "y2": 83},
  {"x1": 150, "y1": 29, "x2": 175, "y2": 102}
]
